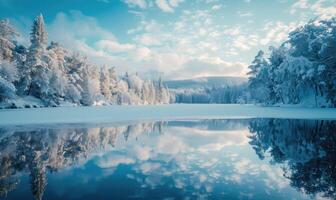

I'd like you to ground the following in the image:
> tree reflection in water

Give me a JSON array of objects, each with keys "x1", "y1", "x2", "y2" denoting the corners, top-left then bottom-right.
[
  {"x1": 0, "y1": 119, "x2": 334, "y2": 200},
  {"x1": 0, "y1": 122, "x2": 165, "y2": 200},
  {"x1": 249, "y1": 119, "x2": 336, "y2": 199}
]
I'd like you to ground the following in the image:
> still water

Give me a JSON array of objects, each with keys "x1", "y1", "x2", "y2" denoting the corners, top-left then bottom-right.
[{"x1": 0, "y1": 119, "x2": 334, "y2": 200}]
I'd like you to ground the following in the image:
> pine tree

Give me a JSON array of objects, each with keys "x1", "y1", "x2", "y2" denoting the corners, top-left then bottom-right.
[
  {"x1": 80, "y1": 65, "x2": 93, "y2": 106},
  {"x1": 100, "y1": 65, "x2": 111, "y2": 100},
  {"x1": 23, "y1": 14, "x2": 49, "y2": 96},
  {"x1": 47, "y1": 41, "x2": 67, "y2": 73},
  {"x1": 30, "y1": 14, "x2": 47, "y2": 51},
  {"x1": 0, "y1": 76, "x2": 16, "y2": 101},
  {"x1": 247, "y1": 50, "x2": 267, "y2": 77},
  {"x1": 0, "y1": 19, "x2": 18, "y2": 61},
  {"x1": 155, "y1": 77, "x2": 170, "y2": 104},
  {"x1": 108, "y1": 67, "x2": 118, "y2": 103},
  {"x1": 47, "y1": 42, "x2": 69, "y2": 103},
  {"x1": 80, "y1": 64, "x2": 101, "y2": 106}
]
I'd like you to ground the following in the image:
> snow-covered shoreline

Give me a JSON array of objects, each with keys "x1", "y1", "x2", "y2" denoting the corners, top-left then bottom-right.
[{"x1": 0, "y1": 104, "x2": 335, "y2": 126}]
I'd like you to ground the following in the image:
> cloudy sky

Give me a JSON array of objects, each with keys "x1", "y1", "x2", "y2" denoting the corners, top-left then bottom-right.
[{"x1": 0, "y1": 0, "x2": 335, "y2": 79}]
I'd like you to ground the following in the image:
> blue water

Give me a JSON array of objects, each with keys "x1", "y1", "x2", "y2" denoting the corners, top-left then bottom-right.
[{"x1": 0, "y1": 119, "x2": 334, "y2": 200}]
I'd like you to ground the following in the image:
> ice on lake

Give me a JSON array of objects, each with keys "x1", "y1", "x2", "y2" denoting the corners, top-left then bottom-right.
[
  {"x1": 1, "y1": 104, "x2": 336, "y2": 126},
  {"x1": 0, "y1": 118, "x2": 335, "y2": 200}
]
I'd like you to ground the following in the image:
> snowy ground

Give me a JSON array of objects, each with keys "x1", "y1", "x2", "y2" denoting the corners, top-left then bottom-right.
[{"x1": 0, "y1": 104, "x2": 336, "y2": 126}]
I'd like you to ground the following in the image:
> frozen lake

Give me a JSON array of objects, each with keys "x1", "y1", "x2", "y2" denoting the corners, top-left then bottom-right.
[
  {"x1": 0, "y1": 118, "x2": 334, "y2": 200},
  {"x1": 0, "y1": 104, "x2": 336, "y2": 126}
]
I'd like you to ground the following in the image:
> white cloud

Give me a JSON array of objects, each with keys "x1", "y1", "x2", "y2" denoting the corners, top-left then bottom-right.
[
  {"x1": 260, "y1": 21, "x2": 299, "y2": 45},
  {"x1": 155, "y1": 0, "x2": 174, "y2": 12},
  {"x1": 223, "y1": 26, "x2": 241, "y2": 36},
  {"x1": 311, "y1": 0, "x2": 336, "y2": 19},
  {"x1": 96, "y1": 154, "x2": 135, "y2": 168},
  {"x1": 211, "y1": 4, "x2": 222, "y2": 10},
  {"x1": 123, "y1": 0, "x2": 183, "y2": 12},
  {"x1": 48, "y1": 11, "x2": 149, "y2": 73},
  {"x1": 237, "y1": 11, "x2": 253, "y2": 17},
  {"x1": 202, "y1": 0, "x2": 220, "y2": 3},
  {"x1": 133, "y1": 145, "x2": 152, "y2": 160},
  {"x1": 47, "y1": 9, "x2": 251, "y2": 79},
  {"x1": 173, "y1": 58, "x2": 247, "y2": 78},
  {"x1": 233, "y1": 34, "x2": 259, "y2": 51},
  {"x1": 169, "y1": 0, "x2": 184, "y2": 7},
  {"x1": 260, "y1": 165, "x2": 290, "y2": 190},
  {"x1": 233, "y1": 37, "x2": 250, "y2": 51},
  {"x1": 49, "y1": 10, "x2": 116, "y2": 42},
  {"x1": 139, "y1": 162, "x2": 161, "y2": 173},
  {"x1": 126, "y1": 9, "x2": 252, "y2": 78},
  {"x1": 290, "y1": 0, "x2": 309, "y2": 14},
  {"x1": 131, "y1": 46, "x2": 152, "y2": 61},
  {"x1": 128, "y1": 10, "x2": 145, "y2": 19},
  {"x1": 137, "y1": 34, "x2": 161, "y2": 46},
  {"x1": 156, "y1": 134, "x2": 188, "y2": 154},
  {"x1": 96, "y1": 40, "x2": 135, "y2": 53},
  {"x1": 290, "y1": 0, "x2": 336, "y2": 19},
  {"x1": 48, "y1": 11, "x2": 122, "y2": 64},
  {"x1": 124, "y1": 0, "x2": 148, "y2": 9}
]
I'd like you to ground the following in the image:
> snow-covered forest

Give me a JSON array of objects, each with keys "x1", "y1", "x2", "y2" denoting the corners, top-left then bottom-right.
[
  {"x1": 248, "y1": 18, "x2": 336, "y2": 107},
  {"x1": 1, "y1": 14, "x2": 335, "y2": 108},
  {"x1": 172, "y1": 84, "x2": 248, "y2": 104},
  {"x1": 0, "y1": 15, "x2": 170, "y2": 108},
  {"x1": 167, "y1": 77, "x2": 249, "y2": 104}
]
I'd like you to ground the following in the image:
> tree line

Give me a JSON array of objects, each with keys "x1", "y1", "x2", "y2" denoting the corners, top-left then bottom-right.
[{"x1": 172, "y1": 84, "x2": 248, "y2": 104}]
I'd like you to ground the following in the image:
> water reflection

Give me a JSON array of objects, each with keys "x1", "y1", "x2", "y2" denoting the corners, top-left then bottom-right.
[
  {"x1": 0, "y1": 119, "x2": 334, "y2": 200},
  {"x1": 0, "y1": 122, "x2": 164, "y2": 200},
  {"x1": 249, "y1": 119, "x2": 336, "y2": 200}
]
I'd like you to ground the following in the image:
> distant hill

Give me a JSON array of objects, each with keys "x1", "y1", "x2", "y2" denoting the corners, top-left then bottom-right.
[{"x1": 165, "y1": 76, "x2": 248, "y2": 89}]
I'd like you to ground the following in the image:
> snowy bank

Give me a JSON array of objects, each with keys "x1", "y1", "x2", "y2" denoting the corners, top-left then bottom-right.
[{"x1": 0, "y1": 104, "x2": 335, "y2": 126}]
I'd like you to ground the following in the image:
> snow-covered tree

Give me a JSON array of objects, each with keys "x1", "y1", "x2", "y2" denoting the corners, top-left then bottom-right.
[
  {"x1": 247, "y1": 50, "x2": 271, "y2": 103},
  {"x1": 0, "y1": 60, "x2": 18, "y2": 101},
  {"x1": 248, "y1": 17, "x2": 336, "y2": 107},
  {"x1": 108, "y1": 67, "x2": 118, "y2": 103},
  {"x1": 65, "y1": 83, "x2": 81, "y2": 104},
  {"x1": 46, "y1": 42, "x2": 68, "y2": 103},
  {"x1": 0, "y1": 19, "x2": 18, "y2": 61},
  {"x1": 155, "y1": 77, "x2": 170, "y2": 104},
  {"x1": 65, "y1": 54, "x2": 87, "y2": 104},
  {"x1": 47, "y1": 41, "x2": 68, "y2": 73},
  {"x1": 30, "y1": 14, "x2": 47, "y2": 51},
  {"x1": 0, "y1": 76, "x2": 16, "y2": 101},
  {"x1": 22, "y1": 14, "x2": 49, "y2": 97},
  {"x1": 80, "y1": 65, "x2": 101, "y2": 106},
  {"x1": 100, "y1": 65, "x2": 111, "y2": 100},
  {"x1": 142, "y1": 80, "x2": 156, "y2": 104},
  {"x1": 0, "y1": 60, "x2": 18, "y2": 83},
  {"x1": 0, "y1": 19, "x2": 19, "y2": 102}
]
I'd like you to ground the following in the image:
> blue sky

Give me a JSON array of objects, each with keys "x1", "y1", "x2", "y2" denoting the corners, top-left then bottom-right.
[{"x1": 0, "y1": 0, "x2": 335, "y2": 79}]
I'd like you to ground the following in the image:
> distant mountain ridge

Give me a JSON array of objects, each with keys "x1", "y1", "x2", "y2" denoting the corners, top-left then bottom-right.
[{"x1": 165, "y1": 76, "x2": 248, "y2": 89}]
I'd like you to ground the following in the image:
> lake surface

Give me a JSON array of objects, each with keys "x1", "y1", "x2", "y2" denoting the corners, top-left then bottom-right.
[{"x1": 0, "y1": 118, "x2": 334, "y2": 200}]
